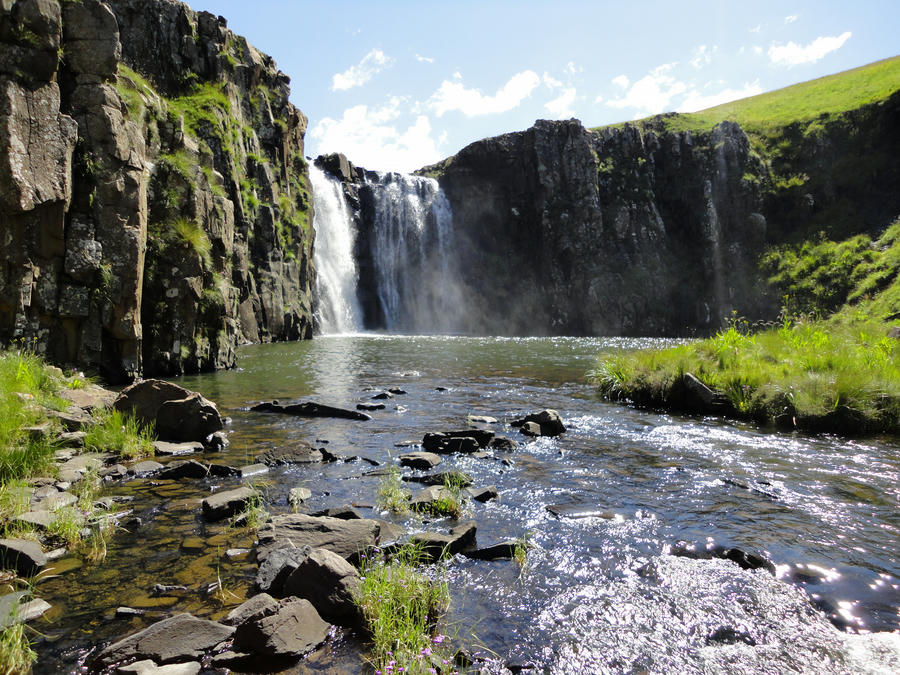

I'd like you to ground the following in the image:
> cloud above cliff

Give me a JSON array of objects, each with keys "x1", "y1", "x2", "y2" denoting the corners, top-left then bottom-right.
[
  {"x1": 768, "y1": 32, "x2": 852, "y2": 66},
  {"x1": 428, "y1": 70, "x2": 541, "y2": 117},
  {"x1": 331, "y1": 49, "x2": 393, "y2": 91},
  {"x1": 677, "y1": 80, "x2": 763, "y2": 112},
  {"x1": 545, "y1": 88, "x2": 577, "y2": 118},
  {"x1": 310, "y1": 99, "x2": 443, "y2": 173},
  {"x1": 606, "y1": 63, "x2": 687, "y2": 117}
]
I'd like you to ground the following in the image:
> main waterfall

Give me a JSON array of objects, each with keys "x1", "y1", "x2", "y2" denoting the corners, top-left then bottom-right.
[
  {"x1": 310, "y1": 165, "x2": 362, "y2": 334},
  {"x1": 311, "y1": 165, "x2": 462, "y2": 335}
]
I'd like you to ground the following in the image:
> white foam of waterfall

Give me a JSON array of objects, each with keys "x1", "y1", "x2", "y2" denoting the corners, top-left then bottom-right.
[
  {"x1": 367, "y1": 172, "x2": 461, "y2": 333},
  {"x1": 310, "y1": 165, "x2": 362, "y2": 334}
]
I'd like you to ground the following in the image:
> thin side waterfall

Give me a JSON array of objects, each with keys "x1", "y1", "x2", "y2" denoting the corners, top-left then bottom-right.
[
  {"x1": 365, "y1": 172, "x2": 462, "y2": 333},
  {"x1": 310, "y1": 165, "x2": 362, "y2": 334}
]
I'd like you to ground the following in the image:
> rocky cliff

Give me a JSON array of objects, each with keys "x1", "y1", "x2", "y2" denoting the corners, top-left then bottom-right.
[{"x1": 0, "y1": 0, "x2": 314, "y2": 382}]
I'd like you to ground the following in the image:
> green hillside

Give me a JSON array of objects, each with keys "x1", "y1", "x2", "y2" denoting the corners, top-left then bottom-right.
[{"x1": 594, "y1": 55, "x2": 900, "y2": 138}]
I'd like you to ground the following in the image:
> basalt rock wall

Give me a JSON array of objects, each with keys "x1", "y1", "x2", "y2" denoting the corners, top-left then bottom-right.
[
  {"x1": 0, "y1": 0, "x2": 314, "y2": 382},
  {"x1": 422, "y1": 118, "x2": 769, "y2": 336}
]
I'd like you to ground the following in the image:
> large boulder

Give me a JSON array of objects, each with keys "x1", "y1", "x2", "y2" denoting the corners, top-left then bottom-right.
[
  {"x1": 93, "y1": 613, "x2": 234, "y2": 667},
  {"x1": 281, "y1": 548, "x2": 361, "y2": 626},
  {"x1": 255, "y1": 547, "x2": 311, "y2": 595},
  {"x1": 0, "y1": 538, "x2": 47, "y2": 577},
  {"x1": 114, "y1": 380, "x2": 223, "y2": 442},
  {"x1": 231, "y1": 597, "x2": 330, "y2": 658}
]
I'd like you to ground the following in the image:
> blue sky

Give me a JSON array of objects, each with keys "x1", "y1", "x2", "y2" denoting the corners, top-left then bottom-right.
[{"x1": 193, "y1": 1, "x2": 899, "y2": 172}]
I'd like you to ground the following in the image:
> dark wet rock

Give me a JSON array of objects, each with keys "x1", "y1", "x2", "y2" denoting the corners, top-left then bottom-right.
[
  {"x1": 251, "y1": 400, "x2": 372, "y2": 421},
  {"x1": 403, "y1": 471, "x2": 473, "y2": 487},
  {"x1": 510, "y1": 409, "x2": 566, "y2": 437},
  {"x1": 282, "y1": 548, "x2": 361, "y2": 626},
  {"x1": 422, "y1": 434, "x2": 480, "y2": 454},
  {"x1": 203, "y1": 431, "x2": 229, "y2": 452},
  {"x1": 129, "y1": 460, "x2": 164, "y2": 476},
  {"x1": 240, "y1": 463, "x2": 269, "y2": 478},
  {"x1": 546, "y1": 504, "x2": 616, "y2": 519},
  {"x1": 668, "y1": 540, "x2": 776, "y2": 575},
  {"x1": 399, "y1": 451, "x2": 442, "y2": 469},
  {"x1": 706, "y1": 626, "x2": 757, "y2": 646},
  {"x1": 435, "y1": 386, "x2": 449, "y2": 392},
  {"x1": 224, "y1": 593, "x2": 278, "y2": 626},
  {"x1": 411, "y1": 521, "x2": 477, "y2": 561},
  {"x1": 202, "y1": 487, "x2": 255, "y2": 522},
  {"x1": 232, "y1": 597, "x2": 330, "y2": 658},
  {"x1": 152, "y1": 441, "x2": 204, "y2": 457},
  {"x1": 387, "y1": 387, "x2": 406, "y2": 395},
  {"x1": 157, "y1": 460, "x2": 209, "y2": 480},
  {"x1": 309, "y1": 506, "x2": 363, "y2": 520},
  {"x1": 115, "y1": 380, "x2": 224, "y2": 442},
  {"x1": 467, "y1": 486, "x2": 499, "y2": 503},
  {"x1": 256, "y1": 547, "x2": 312, "y2": 595},
  {"x1": 207, "y1": 463, "x2": 240, "y2": 478},
  {"x1": 371, "y1": 391, "x2": 393, "y2": 400},
  {"x1": 464, "y1": 539, "x2": 520, "y2": 561},
  {"x1": 256, "y1": 440, "x2": 323, "y2": 466},
  {"x1": 357, "y1": 402, "x2": 385, "y2": 411},
  {"x1": 257, "y1": 514, "x2": 386, "y2": 564},
  {"x1": 93, "y1": 613, "x2": 234, "y2": 667},
  {"x1": 117, "y1": 660, "x2": 201, "y2": 675}
]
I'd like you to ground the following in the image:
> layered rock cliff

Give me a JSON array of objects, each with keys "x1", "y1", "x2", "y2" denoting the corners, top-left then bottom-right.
[{"x1": 0, "y1": 0, "x2": 314, "y2": 381}]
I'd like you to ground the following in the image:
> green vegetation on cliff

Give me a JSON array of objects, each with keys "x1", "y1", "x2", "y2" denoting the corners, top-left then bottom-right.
[{"x1": 593, "y1": 218, "x2": 900, "y2": 435}]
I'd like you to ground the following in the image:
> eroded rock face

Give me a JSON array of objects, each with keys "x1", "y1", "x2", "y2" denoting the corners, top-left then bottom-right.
[{"x1": 0, "y1": 0, "x2": 315, "y2": 382}]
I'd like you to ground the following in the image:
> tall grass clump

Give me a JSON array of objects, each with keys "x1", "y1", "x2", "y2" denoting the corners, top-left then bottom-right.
[
  {"x1": 377, "y1": 467, "x2": 411, "y2": 515},
  {"x1": 356, "y1": 545, "x2": 455, "y2": 674},
  {"x1": 82, "y1": 408, "x2": 154, "y2": 460},
  {"x1": 0, "y1": 616, "x2": 36, "y2": 675}
]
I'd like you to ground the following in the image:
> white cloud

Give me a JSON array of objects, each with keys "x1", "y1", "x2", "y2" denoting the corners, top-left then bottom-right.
[
  {"x1": 749, "y1": 24, "x2": 762, "y2": 33},
  {"x1": 415, "y1": 54, "x2": 434, "y2": 64},
  {"x1": 785, "y1": 14, "x2": 798, "y2": 24},
  {"x1": 331, "y1": 48, "x2": 392, "y2": 91},
  {"x1": 310, "y1": 102, "x2": 443, "y2": 173},
  {"x1": 543, "y1": 72, "x2": 563, "y2": 88},
  {"x1": 564, "y1": 61, "x2": 581, "y2": 76},
  {"x1": 606, "y1": 63, "x2": 686, "y2": 116},
  {"x1": 690, "y1": 45, "x2": 717, "y2": 69},
  {"x1": 612, "y1": 74, "x2": 630, "y2": 89},
  {"x1": 677, "y1": 80, "x2": 763, "y2": 112},
  {"x1": 545, "y1": 88, "x2": 577, "y2": 118},
  {"x1": 595, "y1": 95, "x2": 604, "y2": 104},
  {"x1": 428, "y1": 70, "x2": 541, "y2": 117},
  {"x1": 768, "y1": 31, "x2": 851, "y2": 66},
  {"x1": 753, "y1": 45, "x2": 763, "y2": 55}
]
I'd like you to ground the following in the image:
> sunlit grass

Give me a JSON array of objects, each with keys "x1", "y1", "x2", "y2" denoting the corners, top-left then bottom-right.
[
  {"x1": 377, "y1": 467, "x2": 411, "y2": 515},
  {"x1": 82, "y1": 408, "x2": 154, "y2": 460}
]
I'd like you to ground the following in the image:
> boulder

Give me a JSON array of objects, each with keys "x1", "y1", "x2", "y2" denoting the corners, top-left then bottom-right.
[
  {"x1": 250, "y1": 400, "x2": 371, "y2": 421},
  {"x1": 356, "y1": 402, "x2": 385, "y2": 411},
  {"x1": 489, "y1": 436, "x2": 518, "y2": 451},
  {"x1": 511, "y1": 409, "x2": 566, "y2": 437},
  {"x1": 0, "y1": 539, "x2": 47, "y2": 577},
  {"x1": 223, "y1": 593, "x2": 278, "y2": 626},
  {"x1": 466, "y1": 486, "x2": 498, "y2": 503},
  {"x1": 411, "y1": 521, "x2": 477, "y2": 561},
  {"x1": 398, "y1": 451, "x2": 442, "y2": 470},
  {"x1": 157, "y1": 460, "x2": 209, "y2": 480},
  {"x1": 257, "y1": 514, "x2": 386, "y2": 564},
  {"x1": 371, "y1": 391, "x2": 393, "y2": 400},
  {"x1": 93, "y1": 613, "x2": 234, "y2": 667},
  {"x1": 231, "y1": 597, "x2": 330, "y2": 658},
  {"x1": 256, "y1": 440, "x2": 323, "y2": 466},
  {"x1": 282, "y1": 548, "x2": 361, "y2": 626},
  {"x1": 256, "y1": 547, "x2": 311, "y2": 595},
  {"x1": 202, "y1": 487, "x2": 255, "y2": 522},
  {"x1": 115, "y1": 380, "x2": 223, "y2": 443},
  {"x1": 422, "y1": 429, "x2": 494, "y2": 453}
]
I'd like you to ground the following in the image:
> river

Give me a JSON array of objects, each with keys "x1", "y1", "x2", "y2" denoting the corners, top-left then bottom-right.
[{"x1": 34, "y1": 335, "x2": 900, "y2": 673}]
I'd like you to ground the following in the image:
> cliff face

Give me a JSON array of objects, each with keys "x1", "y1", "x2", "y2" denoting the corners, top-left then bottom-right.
[
  {"x1": 0, "y1": 0, "x2": 314, "y2": 382},
  {"x1": 420, "y1": 119, "x2": 768, "y2": 336}
]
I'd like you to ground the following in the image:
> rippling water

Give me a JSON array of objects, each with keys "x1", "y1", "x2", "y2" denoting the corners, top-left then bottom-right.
[{"x1": 34, "y1": 336, "x2": 900, "y2": 673}]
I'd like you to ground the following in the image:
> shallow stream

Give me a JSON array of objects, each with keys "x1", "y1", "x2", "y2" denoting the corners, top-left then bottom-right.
[{"x1": 34, "y1": 336, "x2": 900, "y2": 673}]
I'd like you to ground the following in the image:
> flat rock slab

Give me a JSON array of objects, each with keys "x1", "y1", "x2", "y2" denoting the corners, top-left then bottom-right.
[
  {"x1": 240, "y1": 463, "x2": 269, "y2": 478},
  {"x1": 256, "y1": 440, "x2": 323, "y2": 466},
  {"x1": 58, "y1": 453, "x2": 110, "y2": 474},
  {"x1": 251, "y1": 400, "x2": 372, "y2": 421},
  {"x1": 232, "y1": 597, "x2": 329, "y2": 658},
  {"x1": 32, "y1": 491, "x2": 77, "y2": 511},
  {"x1": 411, "y1": 521, "x2": 477, "y2": 562},
  {"x1": 467, "y1": 415, "x2": 498, "y2": 425},
  {"x1": 464, "y1": 539, "x2": 520, "y2": 561},
  {"x1": 257, "y1": 514, "x2": 385, "y2": 564},
  {"x1": 0, "y1": 592, "x2": 49, "y2": 627},
  {"x1": 15, "y1": 511, "x2": 55, "y2": 530},
  {"x1": 422, "y1": 429, "x2": 494, "y2": 453},
  {"x1": 153, "y1": 441, "x2": 204, "y2": 457},
  {"x1": 157, "y1": 460, "x2": 209, "y2": 480},
  {"x1": 94, "y1": 613, "x2": 234, "y2": 667},
  {"x1": 59, "y1": 385, "x2": 115, "y2": 411},
  {"x1": 398, "y1": 451, "x2": 442, "y2": 469},
  {"x1": 129, "y1": 460, "x2": 165, "y2": 476},
  {"x1": 202, "y1": 487, "x2": 255, "y2": 522}
]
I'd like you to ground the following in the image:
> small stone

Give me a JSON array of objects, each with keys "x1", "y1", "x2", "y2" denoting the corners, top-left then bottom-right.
[
  {"x1": 372, "y1": 391, "x2": 393, "y2": 400},
  {"x1": 116, "y1": 607, "x2": 146, "y2": 618},
  {"x1": 289, "y1": 487, "x2": 312, "y2": 504},
  {"x1": 467, "y1": 415, "x2": 497, "y2": 425},
  {"x1": 356, "y1": 402, "x2": 385, "y2": 411},
  {"x1": 387, "y1": 387, "x2": 407, "y2": 395}
]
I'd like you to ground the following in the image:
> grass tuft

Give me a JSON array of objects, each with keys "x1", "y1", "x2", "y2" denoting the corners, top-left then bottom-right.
[
  {"x1": 82, "y1": 408, "x2": 154, "y2": 460},
  {"x1": 377, "y1": 467, "x2": 411, "y2": 515}
]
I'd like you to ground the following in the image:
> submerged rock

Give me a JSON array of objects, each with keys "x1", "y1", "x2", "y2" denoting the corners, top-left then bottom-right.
[
  {"x1": 251, "y1": 400, "x2": 372, "y2": 421},
  {"x1": 256, "y1": 440, "x2": 324, "y2": 465},
  {"x1": 668, "y1": 540, "x2": 776, "y2": 575}
]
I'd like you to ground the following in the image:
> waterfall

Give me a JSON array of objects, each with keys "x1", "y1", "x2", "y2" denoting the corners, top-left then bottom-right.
[
  {"x1": 310, "y1": 165, "x2": 362, "y2": 334},
  {"x1": 363, "y1": 172, "x2": 461, "y2": 333}
]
